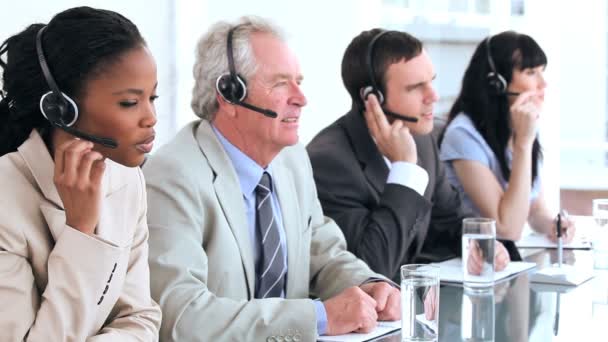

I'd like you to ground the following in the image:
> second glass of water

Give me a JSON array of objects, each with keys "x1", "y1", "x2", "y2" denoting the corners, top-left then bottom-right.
[
  {"x1": 401, "y1": 264, "x2": 440, "y2": 342},
  {"x1": 461, "y1": 286, "x2": 495, "y2": 342},
  {"x1": 462, "y1": 218, "x2": 496, "y2": 285}
]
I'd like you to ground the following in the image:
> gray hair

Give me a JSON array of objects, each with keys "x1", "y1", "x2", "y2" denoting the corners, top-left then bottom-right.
[{"x1": 191, "y1": 16, "x2": 286, "y2": 121}]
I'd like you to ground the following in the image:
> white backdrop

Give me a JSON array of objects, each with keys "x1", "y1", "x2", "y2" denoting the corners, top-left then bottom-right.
[{"x1": 4, "y1": 0, "x2": 607, "y2": 208}]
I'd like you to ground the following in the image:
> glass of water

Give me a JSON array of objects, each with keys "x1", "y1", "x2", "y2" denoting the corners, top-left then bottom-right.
[
  {"x1": 461, "y1": 286, "x2": 495, "y2": 342},
  {"x1": 462, "y1": 218, "x2": 496, "y2": 286},
  {"x1": 592, "y1": 199, "x2": 608, "y2": 269},
  {"x1": 401, "y1": 264, "x2": 440, "y2": 342}
]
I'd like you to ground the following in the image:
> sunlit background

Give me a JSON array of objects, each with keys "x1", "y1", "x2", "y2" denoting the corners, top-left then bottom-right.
[{"x1": 2, "y1": 0, "x2": 607, "y2": 214}]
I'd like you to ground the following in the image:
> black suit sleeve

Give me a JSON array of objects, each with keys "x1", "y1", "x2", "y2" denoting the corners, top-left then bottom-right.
[{"x1": 307, "y1": 139, "x2": 432, "y2": 281}]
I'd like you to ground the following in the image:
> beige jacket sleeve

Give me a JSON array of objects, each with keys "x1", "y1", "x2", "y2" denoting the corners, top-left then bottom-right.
[
  {"x1": 88, "y1": 169, "x2": 162, "y2": 341},
  {"x1": 0, "y1": 169, "x2": 160, "y2": 341}
]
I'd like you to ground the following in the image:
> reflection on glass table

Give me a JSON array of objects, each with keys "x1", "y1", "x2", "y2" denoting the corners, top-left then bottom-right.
[{"x1": 372, "y1": 249, "x2": 607, "y2": 342}]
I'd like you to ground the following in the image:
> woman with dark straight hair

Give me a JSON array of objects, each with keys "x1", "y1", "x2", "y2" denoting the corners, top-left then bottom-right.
[
  {"x1": 0, "y1": 6, "x2": 161, "y2": 340},
  {"x1": 440, "y1": 31, "x2": 575, "y2": 243}
]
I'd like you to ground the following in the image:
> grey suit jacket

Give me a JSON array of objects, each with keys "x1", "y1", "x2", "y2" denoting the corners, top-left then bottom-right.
[
  {"x1": 144, "y1": 120, "x2": 381, "y2": 341},
  {"x1": 307, "y1": 109, "x2": 465, "y2": 282},
  {"x1": 0, "y1": 130, "x2": 161, "y2": 341}
]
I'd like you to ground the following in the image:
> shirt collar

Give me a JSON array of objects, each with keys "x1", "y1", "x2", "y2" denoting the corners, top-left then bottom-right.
[{"x1": 212, "y1": 124, "x2": 275, "y2": 198}]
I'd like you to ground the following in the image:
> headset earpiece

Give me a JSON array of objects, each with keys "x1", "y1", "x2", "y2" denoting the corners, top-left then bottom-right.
[
  {"x1": 359, "y1": 29, "x2": 419, "y2": 123},
  {"x1": 39, "y1": 90, "x2": 79, "y2": 127},
  {"x1": 485, "y1": 35, "x2": 508, "y2": 95},
  {"x1": 213, "y1": 25, "x2": 278, "y2": 119},
  {"x1": 36, "y1": 26, "x2": 80, "y2": 128},
  {"x1": 362, "y1": 30, "x2": 391, "y2": 107},
  {"x1": 216, "y1": 73, "x2": 247, "y2": 104},
  {"x1": 486, "y1": 71, "x2": 507, "y2": 94},
  {"x1": 360, "y1": 85, "x2": 384, "y2": 104}
]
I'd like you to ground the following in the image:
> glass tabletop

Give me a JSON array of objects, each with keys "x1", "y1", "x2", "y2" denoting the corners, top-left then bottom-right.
[{"x1": 374, "y1": 249, "x2": 608, "y2": 341}]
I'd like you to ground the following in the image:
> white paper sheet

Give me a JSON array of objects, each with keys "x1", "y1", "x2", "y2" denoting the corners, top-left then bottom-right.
[
  {"x1": 317, "y1": 320, "x2": 400, "y2": 342},
  {"x1": 433, "y1": 258, "x2": 536, "y2": 284},
  {"x1": 516, "y1": 232, "x2": 591, "y2": 249}
]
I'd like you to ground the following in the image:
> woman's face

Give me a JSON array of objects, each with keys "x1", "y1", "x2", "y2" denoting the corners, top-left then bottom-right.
[
  {"x1": 74, "y1": 46, "x2": 158, "y2": 167},
  {"x1": 507, "y1": 65, "x2": 547, "y2": 105}
]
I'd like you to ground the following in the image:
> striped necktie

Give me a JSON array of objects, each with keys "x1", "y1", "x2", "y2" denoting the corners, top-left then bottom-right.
[{"x1": 254, "y1": 172, "x2": 286, "y2": 298}]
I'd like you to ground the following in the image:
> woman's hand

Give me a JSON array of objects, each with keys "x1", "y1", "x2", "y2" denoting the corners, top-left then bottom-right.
[
  {"x1": 53, "y1": 139, "x2": 106, "y2": 235},
  {"x1": 547, "y1": 215, "x2": 577, "y2": 244},
  {"x1": 510, "y1": 91, "x2": 542, "y2": 149}
]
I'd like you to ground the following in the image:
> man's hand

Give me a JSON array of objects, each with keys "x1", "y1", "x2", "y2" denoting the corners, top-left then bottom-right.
[
  {"x1": 466, "y1": 240, "x2": 484, "y2": 276},
  {"x1": 364, "y1": 94, "x2": 417, "y2": 163},
  {"x1": 360, "y1": 281, "x2": 401, "y2": 321},
  {"x1": 494, "y1": 241, "x2": 510, "y2": 271},
  {"x1": 323, "y1": 286, "x2": 378, "y2": 335},
  {"x1": 423, "y1": 286, "x2": 438, "y2": 321}
]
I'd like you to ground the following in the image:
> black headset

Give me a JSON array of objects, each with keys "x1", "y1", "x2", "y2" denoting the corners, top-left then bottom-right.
[
  {"x1": 360, "y1": 30, "x2": 418, "y2": 123},
  {"x1": 215, "y1": 25, "x2": 277, "y2": 118},
  {"x1": 36, "y1": 26, "x2": 118, "y2": 148},
  {"x1": 485, "y1": 35, "x2": 509, "y2": 95}
]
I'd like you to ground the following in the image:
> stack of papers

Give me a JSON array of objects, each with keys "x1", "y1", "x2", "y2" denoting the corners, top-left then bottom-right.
[
  {"x1": 432, "y1": 258, "x2": 536, "y2": 284},
  {"x1": 317, "y1": 321, "x2": 400, "y2": 342},
  {"x1": 516, "y1": 233, "x2": 591, "y2": 249}
]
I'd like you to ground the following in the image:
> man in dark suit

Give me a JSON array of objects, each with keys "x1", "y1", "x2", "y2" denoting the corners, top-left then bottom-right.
[{"x1": 307, "y1": 29, "x2": 510, "y2": 282}]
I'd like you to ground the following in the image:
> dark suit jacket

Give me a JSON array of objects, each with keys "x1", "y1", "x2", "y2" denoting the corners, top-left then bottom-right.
[{"x1": 307, "y1": 108, "x2": 467, "y2": 281}]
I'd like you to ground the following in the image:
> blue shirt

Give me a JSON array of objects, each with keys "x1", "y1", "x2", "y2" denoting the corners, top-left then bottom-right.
[
  {"x1": 212, "y1": 126, "x2": 328, "y2": 335},
  {"x1": 439, "y1": 114, "x2": 541, "y2": 216}
]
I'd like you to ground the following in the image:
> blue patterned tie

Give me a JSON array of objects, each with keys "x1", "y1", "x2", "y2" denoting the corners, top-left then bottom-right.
[{"x1": 254, "y1": 172, "x2": 286, "y2": 298}]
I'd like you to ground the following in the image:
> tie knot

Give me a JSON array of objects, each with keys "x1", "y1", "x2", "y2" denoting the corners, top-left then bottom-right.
[{"x1": 256, "y1": 172, "x2": 272, "y2": 195}]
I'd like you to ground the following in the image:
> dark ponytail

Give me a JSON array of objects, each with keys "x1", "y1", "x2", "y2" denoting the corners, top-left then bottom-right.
[
  {"x1": 0, "y1": 6, "x2": 145, "y2": 156},
  {"x1": 0, "y1": 24, "x2": 50, "y2": 156}
]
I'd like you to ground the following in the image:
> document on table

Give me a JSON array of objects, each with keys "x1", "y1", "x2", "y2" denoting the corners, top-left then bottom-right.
[
  {"x1": 317, "y1": 320, "x2": 400, "y2": 342},
  {"x1": 433, "y1": 258, "x2": 536, "y2": 284},
  {"x1": 516, "y1": 232, "x2": 591, "y2": 249}
]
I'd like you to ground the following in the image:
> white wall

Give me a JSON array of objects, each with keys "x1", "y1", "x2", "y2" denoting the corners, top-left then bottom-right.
[
  {"x1": 0, "y1": 0, "x2": 177, "y2": 148},
  {"x1": 4, "y1": 0, "x2": 606, "y2": 200},
  {"x1": 174, "y1": 0, "x2": 381, "y2": 145}
]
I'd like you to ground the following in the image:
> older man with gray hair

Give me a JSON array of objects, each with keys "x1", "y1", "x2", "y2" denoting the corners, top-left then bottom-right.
[{"x1": 144, "y1": 16, "x2": 400, "y2": 341}]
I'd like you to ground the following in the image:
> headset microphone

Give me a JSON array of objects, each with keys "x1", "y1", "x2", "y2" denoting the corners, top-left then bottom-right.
[
  {"x1": 383, "y1": 109, "x2": 419, "y2": 123},
  {"x1": 36, "y1": 26, "x2": 118, "y2": 149},
  {"x1": 216, "y1": 25, "x2": 278, "y2": 119},
  {"x1": 58, "y1": 124, "x2": 118, "y2": 148},
  {"x1": 233, "y1": 101, "x2": 277, "y2": 118},
  {"x1": 361, "y1": 30, "x2": 419, "y2": 123}
]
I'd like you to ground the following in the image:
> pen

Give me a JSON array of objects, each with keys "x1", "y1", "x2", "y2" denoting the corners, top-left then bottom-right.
[
  {"x1": 553, "y1": 292, "x2": 560, "y2": 336},
  {"x1": 557, "y1": 213, "x2": 563, "y2": 267}
]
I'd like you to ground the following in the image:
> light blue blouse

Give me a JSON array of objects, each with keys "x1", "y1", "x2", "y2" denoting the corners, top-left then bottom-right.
[{"x1": 439, "y1": 114, "x2": 540, "y2": 216}]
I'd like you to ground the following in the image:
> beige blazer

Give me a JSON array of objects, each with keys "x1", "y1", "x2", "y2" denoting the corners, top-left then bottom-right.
[
  {"x1": 0, "y1": 130, "x2": 161, "y2": 341},
  {"x1": 144, "y1": 120, "x2": 381, "y2": 341}
]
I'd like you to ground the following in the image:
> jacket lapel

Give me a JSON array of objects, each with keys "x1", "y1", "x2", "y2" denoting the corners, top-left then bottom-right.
[
  {"x1": 195, "y1": 121, "x2": 255, "y2": 296},
  {"x1": 17, "y1": 130, "x2": 63, "y2": 209},
  {"x1": 272, "y1": 162, "x2": 300, "y2": 297},
  {"x1": 342, "y1": 109, "x2": 388, "y2": 196},
  {"x1": 96, "y1": 160, "x2": 130, "y2": 246}
]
